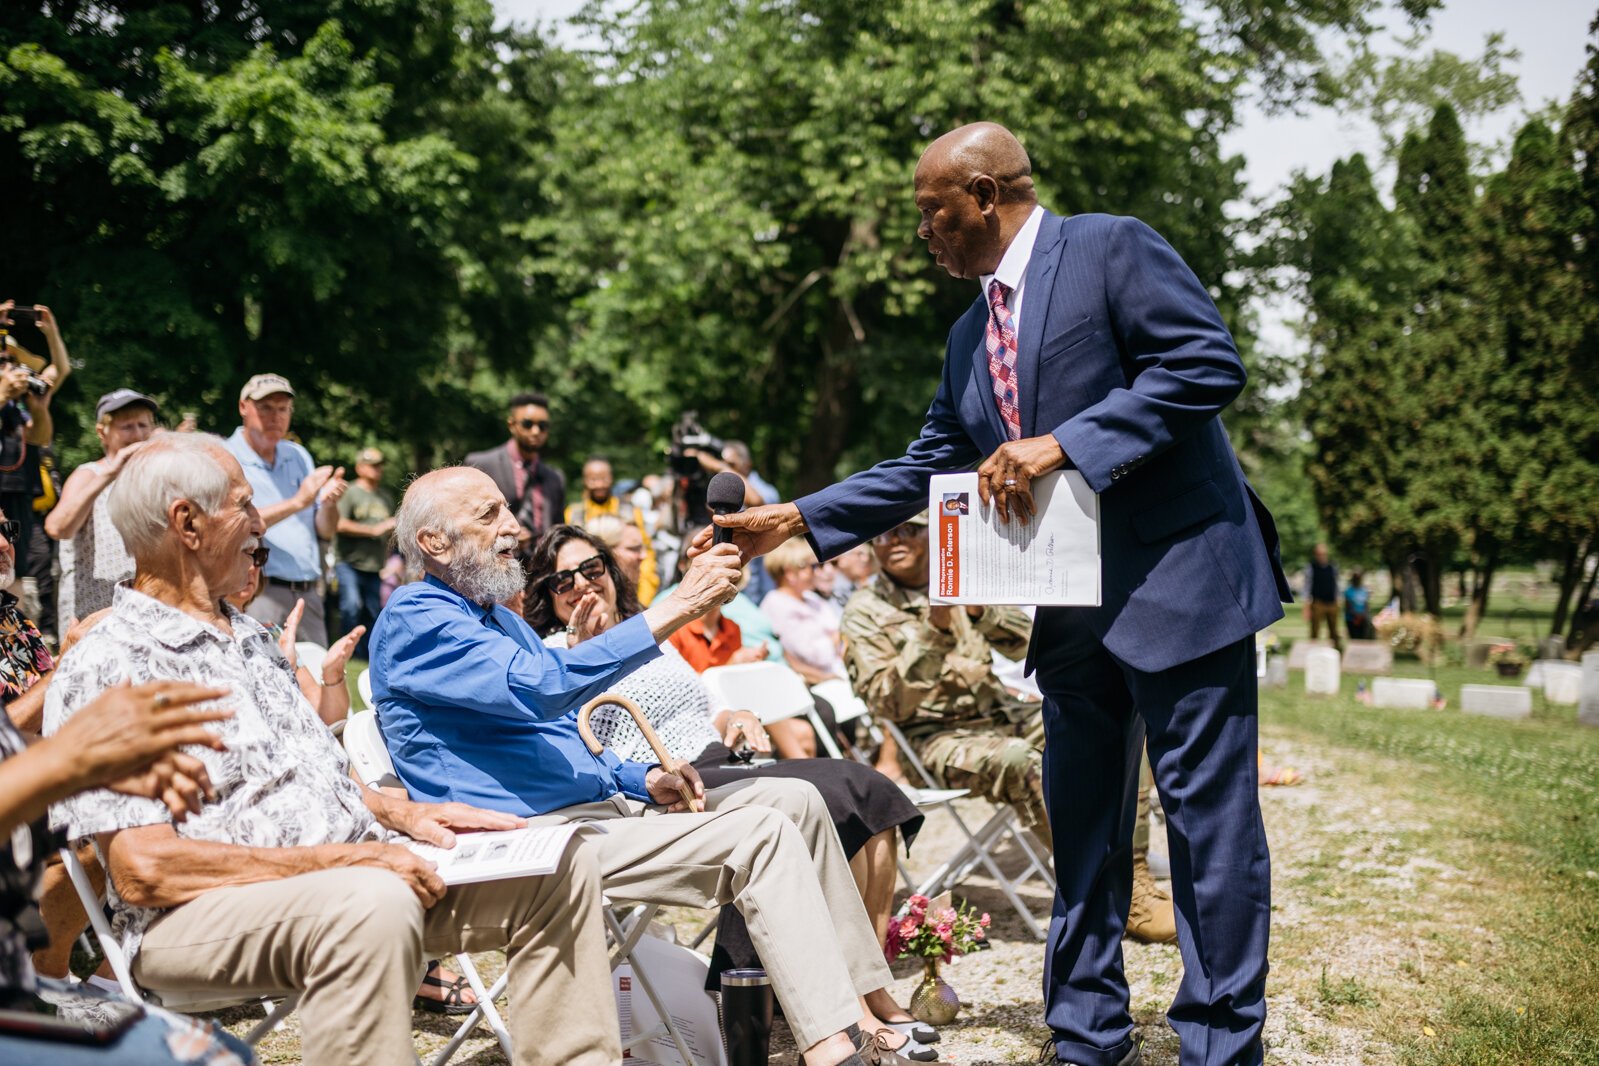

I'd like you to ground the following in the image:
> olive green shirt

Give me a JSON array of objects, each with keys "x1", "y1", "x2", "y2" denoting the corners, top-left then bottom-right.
[
  {"x1": 335, "y1": 482, "x2": 394, "y2": 573},
  {"x1": 841, "y1": 577, "x2": 1032, "y2": 732}
]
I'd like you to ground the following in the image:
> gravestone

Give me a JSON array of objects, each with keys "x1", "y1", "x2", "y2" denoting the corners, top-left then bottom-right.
[
  {"x1": 1372, "y1": 677, "x2": 1435, "y2": 709},
  {"x1": 1460, "y1": 684, "x2": 1532, "y2": 720},
  {"x1": 1543, "y1": 662, "x2": 1582, "y2": 706},
  {"x1": 1526, "y1": 660, "x2": 1548, "y2": 689},
  {"x1": 1287, "y1": 639, "x2": 1333, "y2": 671},
  {"x1": 1341, "y1": 640, "x2": 1393, "y2": 675},
  {"x1": 1304, "y1": 648, "x2": 1341, "y2": 695},
  {"x1": 1264, "y1": 658, "x2": 1289, "y2": 689},
  {"x1": 1466, "y1": 637, "x2": 1515, "y2": 669},
  {"x1": 1579, "y1": 652, "x2": 1599, "y2": 728},
  {"x1": 1539, "y1": 635, "x2": 1567, "y2": 662}
]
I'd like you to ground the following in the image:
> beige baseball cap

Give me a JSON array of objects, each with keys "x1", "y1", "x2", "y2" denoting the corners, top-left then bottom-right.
[{"x1": 239, "y1": 373, "x2": 295, "y2": 402}]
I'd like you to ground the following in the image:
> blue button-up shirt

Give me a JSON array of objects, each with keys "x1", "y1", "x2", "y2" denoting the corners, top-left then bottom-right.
[
  {"x1": 370, "y1": 575, "x2": 663, "y2": 815},
  {"x1": 223, "y1": 427, "x2": 321, "y2": 582}
]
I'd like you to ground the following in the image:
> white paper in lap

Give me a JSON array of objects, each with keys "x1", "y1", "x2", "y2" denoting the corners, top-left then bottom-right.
[
  {"x1": 928, "y1": 470, "x2": 1101, "y2": 606},
  {"x1": 405, "y1": 823, "x2": 598, "y2": 886}
]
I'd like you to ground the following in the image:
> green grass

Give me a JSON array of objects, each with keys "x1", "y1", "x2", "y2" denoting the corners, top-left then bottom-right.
[{"x1": 1261, "y1": 657, "x2": 1599, "y2": 1065}]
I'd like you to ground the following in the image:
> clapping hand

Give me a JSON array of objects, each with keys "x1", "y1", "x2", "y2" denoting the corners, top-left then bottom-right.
[
  {"x1": 278, "y1": 599, "x2": 307, "y2": 665},
  {"x1": 565, "y1": 589, "x2": 613, "y2": 643},
  {"x1": 321, "y1": 626, "x2": 364, "y2": 686},
  {"x1": 54, "y1": 681, "x2": 233, "y2": 822}
]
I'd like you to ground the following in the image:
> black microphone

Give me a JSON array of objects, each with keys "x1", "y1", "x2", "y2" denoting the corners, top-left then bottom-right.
[{"x1": 706, "y1": 471, "x2": 747, "y2": 546}]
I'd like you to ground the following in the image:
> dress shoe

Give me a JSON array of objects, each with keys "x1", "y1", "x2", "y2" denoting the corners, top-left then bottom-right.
[
  {"x1": 1037, "y1": 1036, "x2": 1143, "y2": 1066},
  {"x1": 803, "y1": 1025, "x2": 925, "y2": 1065}
]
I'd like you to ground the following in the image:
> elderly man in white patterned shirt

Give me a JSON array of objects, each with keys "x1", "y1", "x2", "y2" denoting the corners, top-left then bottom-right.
[{"x1": 42, "y1": 432, "x2": 617, "y2": 1066}]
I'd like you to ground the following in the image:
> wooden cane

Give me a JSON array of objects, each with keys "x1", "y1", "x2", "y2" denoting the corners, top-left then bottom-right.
[{"x1": 577, "y1": 693, "x2": 704, "y2": 813}]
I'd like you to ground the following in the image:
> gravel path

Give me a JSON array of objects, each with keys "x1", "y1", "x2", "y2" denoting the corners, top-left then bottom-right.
[{"x1": 226, "y1": 728, "x2": 1415, "y2": 1063}]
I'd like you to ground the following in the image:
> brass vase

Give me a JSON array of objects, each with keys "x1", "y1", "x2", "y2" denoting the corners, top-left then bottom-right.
[{"x1": 909, "y1": 960, "x2": 960, "y2": 1025}]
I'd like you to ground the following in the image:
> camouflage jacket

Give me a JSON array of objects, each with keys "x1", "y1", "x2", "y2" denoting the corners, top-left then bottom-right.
[{"x1": 841, "y1": 577, "x2": 1032, "y2": 731}]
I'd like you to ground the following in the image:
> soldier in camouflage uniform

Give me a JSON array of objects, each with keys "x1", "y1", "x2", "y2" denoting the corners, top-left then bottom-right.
[{"x1": 843, "y1": 511, "x2": 1176, "y2": 942}]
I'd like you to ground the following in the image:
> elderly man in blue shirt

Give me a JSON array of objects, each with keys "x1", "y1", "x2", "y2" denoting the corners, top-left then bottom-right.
[
  {"x1": 222, "y1": 373, "x2": 347, "y2": 645},
  {"x1": 371, "y1": 467, "x2": 922, "y2": 1066}
]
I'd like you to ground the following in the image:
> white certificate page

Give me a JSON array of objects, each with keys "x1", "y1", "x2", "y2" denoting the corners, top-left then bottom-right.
[{"x1": 928, "y1": 470, "x2": 1101, "y2": 606}]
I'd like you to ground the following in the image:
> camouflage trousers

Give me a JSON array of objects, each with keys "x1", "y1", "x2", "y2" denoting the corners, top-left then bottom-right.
[
  {"x1": 904, "y1": 707, "x2": 1158, "y2": 857},
  {"x1": 904, "y1": 706, "x2": 1051, "y2": 835}
]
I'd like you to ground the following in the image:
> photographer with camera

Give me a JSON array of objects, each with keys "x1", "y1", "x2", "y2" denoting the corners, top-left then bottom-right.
[{"x1": 0, "y1": 302, "x2": 72, "y2": 641}]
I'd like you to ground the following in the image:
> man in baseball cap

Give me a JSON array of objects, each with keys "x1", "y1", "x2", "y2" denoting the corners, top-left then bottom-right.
[
  {"x1": 46, "y1": 389, "x2": 161, "y2": 628},
  {"x1": 222, "y1": 373, "x2": 346, "y2": 645}
]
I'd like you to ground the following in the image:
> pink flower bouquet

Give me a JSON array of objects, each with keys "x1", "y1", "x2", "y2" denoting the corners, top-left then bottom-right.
[{"x1": 884, "y1": 892, "x2": 991, "y2": 964}]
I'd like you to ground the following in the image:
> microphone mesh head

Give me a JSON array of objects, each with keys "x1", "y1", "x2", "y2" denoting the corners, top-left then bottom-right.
[{"x1": 706, "y1": 471, "x2": 747, "y2": 514}]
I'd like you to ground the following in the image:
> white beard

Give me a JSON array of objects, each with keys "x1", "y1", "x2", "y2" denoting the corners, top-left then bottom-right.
[{"x1": 444, "y1": 536, "x2": 524, "y2": 607}]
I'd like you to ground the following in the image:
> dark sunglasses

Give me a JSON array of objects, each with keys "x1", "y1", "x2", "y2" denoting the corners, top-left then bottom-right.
[
  {"x1": 249, "y1": 546, "x2": 271, "y2": 567},
  {"x1": 873, "y1": 523, "x2": 927, "y2": 545},
  {"x1": 0, "y1": 520, "x2": 17, "y2": 543},
  {"x1": 517, "y1": 418, "x2": 551, "y2": 431},
  {"x1": 543, "y1": 554, "x2": 606, "y2": 595}
]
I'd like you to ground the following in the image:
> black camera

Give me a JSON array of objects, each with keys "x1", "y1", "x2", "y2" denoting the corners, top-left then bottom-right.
[{"x1": 667, "y1": 411, "x2": 725, "y2": 527}]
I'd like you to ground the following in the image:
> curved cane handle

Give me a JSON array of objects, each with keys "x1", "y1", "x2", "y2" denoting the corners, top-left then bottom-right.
[{"x1": 578, "y1": 693, "x2": 703, "y2": 813}]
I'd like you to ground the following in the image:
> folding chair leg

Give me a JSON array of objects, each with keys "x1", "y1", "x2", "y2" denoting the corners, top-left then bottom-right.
[
  {"x1": 242, "y1": 995, "x2": 301, "y2": 1045},
  {"x1": 59, "y1": 848, "x2": 142, "y2": 1003},
  {"x1": 605, "y1": 904, "x2": 705, "y2": 1065}
]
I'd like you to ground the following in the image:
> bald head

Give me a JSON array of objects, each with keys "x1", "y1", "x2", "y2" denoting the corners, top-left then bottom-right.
[
  {"x1": 913, "y1": 122, "x2": 1040, "y2": 280},
  {"x1": 395, "y1": 466, "x2": 527, "y2": 604},
  {"x1": 915, "y1": 122, "x2": 1036, "y2": 203}
]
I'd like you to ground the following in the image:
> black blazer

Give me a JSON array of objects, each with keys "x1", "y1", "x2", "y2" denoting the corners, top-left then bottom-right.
[{"x1": 463, "y1": 442, "x2": 567, "y2": 540}]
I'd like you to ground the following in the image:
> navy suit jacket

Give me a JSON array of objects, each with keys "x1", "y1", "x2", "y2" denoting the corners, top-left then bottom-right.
[{"x1": 797, "y1": 211, "x2": 1291, "y2": 674}]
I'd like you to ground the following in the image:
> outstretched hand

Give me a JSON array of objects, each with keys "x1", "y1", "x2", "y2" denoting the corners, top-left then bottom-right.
[{"x1": 686, "y1": 502, "x2": 807, "y2": 564}]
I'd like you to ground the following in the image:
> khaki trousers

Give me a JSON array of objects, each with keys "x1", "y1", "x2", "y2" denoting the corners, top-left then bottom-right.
[
  {"x1": 133, "y1": 838, "x2": 613, "y2": 1066},
  {"x1": 528, "y1": 776, "x2": 892, "y2": 1050}
]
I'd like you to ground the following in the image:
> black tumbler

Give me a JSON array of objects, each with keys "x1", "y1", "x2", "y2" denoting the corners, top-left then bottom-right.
[{"x1": 719, "y1": 967, "x2": 774, "y2": 1066}]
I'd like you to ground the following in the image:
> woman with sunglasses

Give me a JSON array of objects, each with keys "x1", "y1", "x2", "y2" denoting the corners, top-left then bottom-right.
[{"x1": 524, "y1": 526, "x2": 941, "y2": 1059}]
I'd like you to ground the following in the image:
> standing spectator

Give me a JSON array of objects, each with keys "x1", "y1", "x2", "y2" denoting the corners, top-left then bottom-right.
[
  {"x1": 46, "y1": 390, "x2": 158, "y2": 630},
  {"x1": 566, "y1": 456, "x2": 659, "y2": 603},
  {"x1": 1304, "y1": 542, "x2": 1341, "y2": 646},
  {"x1": 464, "y1": 392, "x2": 565, "y2": 552},
  {"x1": 335, "y1": 447, "x2": 395, "y2": 659},
  {"x1": 223, "y1": 374, "x2": 346, "y2": 646},
  {"x1": 3, "y1": 304, "x2": 73, "y2": 642},
  {"x1": 1343, "y1": 569, "x2": 1373, "y2": 640}
]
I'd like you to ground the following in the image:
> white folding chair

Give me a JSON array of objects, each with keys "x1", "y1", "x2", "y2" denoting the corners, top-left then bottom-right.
[
  {"x1": 356, "y1": 666, "x2": 373, "y2": 710},
  {"x1": 343, "y1": 711, "x2": 707, "y2": 1066},
  {"x1": 875, "y1": 717, "x2": 1056, "y2": 941},
  {"x1": 702, "y1": 660, "x2": 846, "y2": 757},
  {"x1": 294, "y1": 641, "x2": 327, "y2": 681},
  {"x1": 58, "y1": 847, "x2": 302, "y2": 1047},
  {"x1": 343, "y1": 711, "x2": 514, "y2": 1064}
]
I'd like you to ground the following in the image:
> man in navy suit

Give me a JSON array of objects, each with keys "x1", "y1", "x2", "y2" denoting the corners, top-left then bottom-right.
[{"x1": 703, "y1": 123, "x2": 1291, "y2": 1066}]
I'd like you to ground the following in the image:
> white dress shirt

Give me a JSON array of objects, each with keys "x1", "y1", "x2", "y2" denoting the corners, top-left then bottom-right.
[{"x1": 979, "y1": 204, "x2": 1046, "y2": 334}]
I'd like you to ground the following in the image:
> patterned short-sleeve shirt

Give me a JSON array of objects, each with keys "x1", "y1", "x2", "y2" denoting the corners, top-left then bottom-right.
[{"x1": 44, "y1": 586, "x2": 380, "y2": 962}]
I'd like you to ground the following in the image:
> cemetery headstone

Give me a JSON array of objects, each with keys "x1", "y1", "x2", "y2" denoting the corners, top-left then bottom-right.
[
  {"x1": 1304, "y1": 648, "x2": 1341, "y2": 695},
  {"x1": 1543, "y1": 662, "x2": 1582, "y2": 706},
  {"x1": 1539, "y1": 635, "x2": 1567, "y2": 662},
  {"x1": 1341, "y1": 640, "x2": 1393, "y2": 675},
  {"x1": 1287, "y1": 639, "x2": 1333, "y2": 671},
  {"x1": 1460, "y1": 684, "x2": 1532, "y2": 720},
  {"x1": 1264, "y1": 658, "x2": 1289, "y2": 689},
  {"x1": 1579, "y1": 652, "x2": 1599, "y2": 728},
  {"x1": 1466, "y1": 637, "x2": 1515, "y2": 669},
  {"x1": 1372, "y1": 677, "x2": 1435, "y2": 709}
]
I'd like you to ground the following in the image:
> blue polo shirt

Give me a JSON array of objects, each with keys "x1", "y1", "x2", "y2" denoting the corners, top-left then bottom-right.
[
  {"x1": 224, "y1": 427, "x2": 321, "y2": 582},
  {"x1": 370, "y1": 575, "x2": 663, "y2": 816}
]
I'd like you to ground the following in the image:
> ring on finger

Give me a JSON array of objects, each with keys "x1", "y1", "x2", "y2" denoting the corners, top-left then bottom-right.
[
  {"x1": 153, "y1": 693, "x2": 170, "y2": 710},
  {"x1": 1004, "y1": 478, "x2": 1017, "y2": 487}
]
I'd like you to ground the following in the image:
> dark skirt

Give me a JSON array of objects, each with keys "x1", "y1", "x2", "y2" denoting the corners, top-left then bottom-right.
[{"x1": 692, "y1": 744, "x2": 924, "y2": 987}]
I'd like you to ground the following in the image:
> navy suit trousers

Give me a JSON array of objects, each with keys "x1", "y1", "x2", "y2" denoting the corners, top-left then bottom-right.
[{"x1": 1033, "y1": 611, "x2": 1269, "y2": 1066}]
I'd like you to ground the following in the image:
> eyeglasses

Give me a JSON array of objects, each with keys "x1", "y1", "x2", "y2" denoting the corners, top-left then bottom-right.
[
  {"x1": 544, "y1": 553, "x2": 607, "y2": 595},
  {"x1": 873, "y1": 523, "x2": 927, "y2": 545},
  {"x1": 0, "y1": 520, "x2": 17, "y2": 543},
  {"x1": 249, "y1": 546, "x2": 271, "y2": 568},
  {"x1": 517, "y1": 419, "x2": 550, "y2": 431}
]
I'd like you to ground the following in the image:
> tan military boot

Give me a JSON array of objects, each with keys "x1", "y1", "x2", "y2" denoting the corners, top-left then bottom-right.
[{"x1": 1125, "y1": 849, "x2": 1177, "y2": 944}]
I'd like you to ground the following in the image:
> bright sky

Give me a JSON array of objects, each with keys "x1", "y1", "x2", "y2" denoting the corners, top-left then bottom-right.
[{"x1": 492, "y1": 0, "x2": 1593, "y2": 355}]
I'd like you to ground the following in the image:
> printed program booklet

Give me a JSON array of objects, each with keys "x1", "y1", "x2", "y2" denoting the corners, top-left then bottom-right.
[
  {"x1": 928, "y1": 470, "x2": 1101, "y2": 606},
  {"x1": 406, "y1": 824, "x2": 600, "y2": 886}
]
